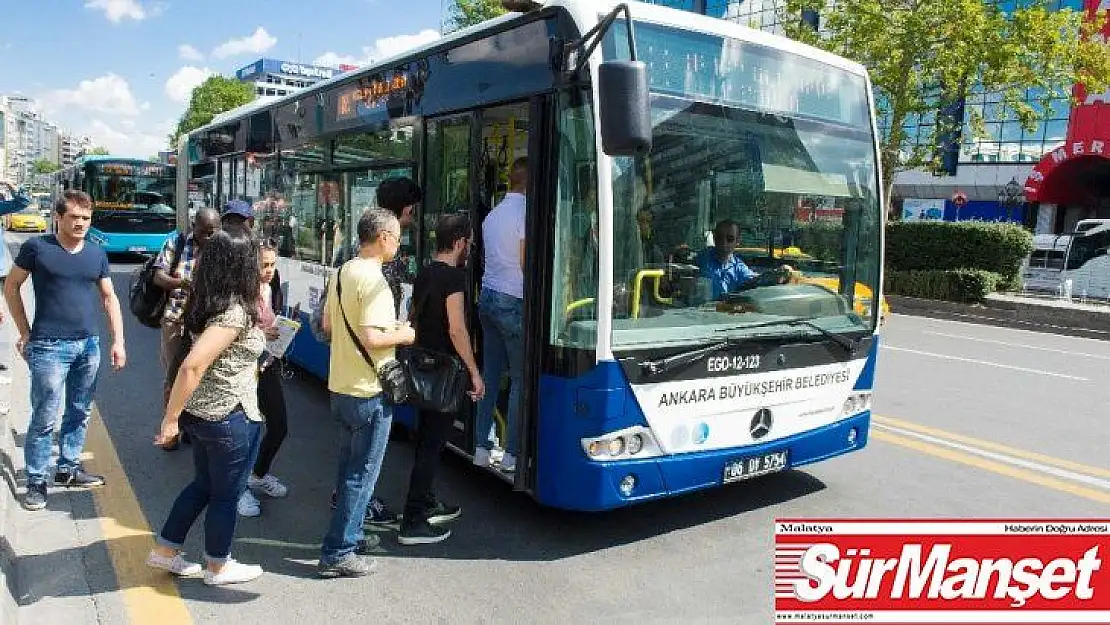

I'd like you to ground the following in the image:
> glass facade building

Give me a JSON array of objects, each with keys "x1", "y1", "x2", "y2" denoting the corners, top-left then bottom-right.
[{"x1": 645, "y1": 0, "x2": 1100, "y2": 232}]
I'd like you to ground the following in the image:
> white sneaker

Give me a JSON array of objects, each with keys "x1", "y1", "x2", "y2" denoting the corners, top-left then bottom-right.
[
  {"x1": 248, "y1": 473, "x2": 288, "y2": 498},
  {"x1": 237, "y1": 489, "x2": 261, "y2": 517},
  {"x1": 204, "y1": 559, "x2": 263, "y2": 586},
  {"x1": 146, "y1": 550, "x2": 202, "y2": 577},
  {"x1": 473, "y1": 447, "x2": 492, "y2": 467},
  {"x1": 500, "y1": 453, "x2": 517, "y2": 474}
]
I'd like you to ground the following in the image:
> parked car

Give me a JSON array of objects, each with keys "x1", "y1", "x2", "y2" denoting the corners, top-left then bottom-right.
[{"x1": 6, "y1": 206, "x2": 48, "y2": 233}]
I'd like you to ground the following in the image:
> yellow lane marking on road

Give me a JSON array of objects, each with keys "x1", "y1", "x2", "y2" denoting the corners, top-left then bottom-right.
[
  {"x1": 870, "y1": 429, "x2": 1110, "y2": 504},
  {"x1": 83, "y1": 404, "x2": 193, "y2": 625},
  {"x1": 873, "y1": 414, "x2": 1110, "y2": 480}
]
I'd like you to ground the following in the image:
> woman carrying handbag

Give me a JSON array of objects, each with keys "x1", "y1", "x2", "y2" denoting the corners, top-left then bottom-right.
[{"x1": 397, "y1": 214, "x2": 484, "y2": 545}]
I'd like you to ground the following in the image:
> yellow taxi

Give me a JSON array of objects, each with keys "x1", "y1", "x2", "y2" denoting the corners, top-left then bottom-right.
[{"x1": 6, "y1": 207, "x2": 48, "y2": 233}]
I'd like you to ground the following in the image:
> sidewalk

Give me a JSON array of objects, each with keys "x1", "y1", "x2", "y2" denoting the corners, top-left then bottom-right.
[
  {"x1": 887, "y1": 291, "x2": 1110, "y2": 340},
  {"x1": 0, "y1": 254, "x2": 130, "y2": 625}
]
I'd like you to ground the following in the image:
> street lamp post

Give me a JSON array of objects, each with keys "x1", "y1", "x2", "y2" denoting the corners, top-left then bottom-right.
[{"x1": 998, "y1": 177, "x2": 1024, "y2": 223}]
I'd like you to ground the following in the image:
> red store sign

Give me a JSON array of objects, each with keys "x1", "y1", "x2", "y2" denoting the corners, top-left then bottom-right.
[{"x1": 1024, "y1": 0, "x2": 1110, "y2": 204}]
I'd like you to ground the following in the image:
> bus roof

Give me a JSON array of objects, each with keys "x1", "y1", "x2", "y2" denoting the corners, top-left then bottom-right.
[
  {"x1": 74, "y1": 155, "x2": 169, "y2": 166},
  {"x1": 189, "y1": 0, "x2": 870, "y2": 137}
]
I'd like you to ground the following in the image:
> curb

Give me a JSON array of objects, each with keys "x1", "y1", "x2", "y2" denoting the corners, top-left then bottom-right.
[{"x1": 887, "y1": 295, "x2": 1110, "y2": 341}]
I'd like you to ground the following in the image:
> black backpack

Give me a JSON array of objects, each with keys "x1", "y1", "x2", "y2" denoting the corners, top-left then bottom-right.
[{"x1": 129, "y1": 233, "x2": 187, "y2": 329}]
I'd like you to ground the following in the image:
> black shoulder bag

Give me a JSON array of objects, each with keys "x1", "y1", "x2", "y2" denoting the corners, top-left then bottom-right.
[
  {"x1": 401, "y1": 282, "x2": 470, "y2": 414},
  {"x1": 335, "y1": 264, "x2": 413, "y2": 405}
]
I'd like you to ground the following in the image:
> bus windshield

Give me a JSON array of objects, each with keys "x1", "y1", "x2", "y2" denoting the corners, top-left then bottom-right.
[
  {"x1": 86, "y1": 162, "x2": 176, "y2": 213},
  {"x1": 603, "y1": 22, "x2": 882, "y2": 349}
]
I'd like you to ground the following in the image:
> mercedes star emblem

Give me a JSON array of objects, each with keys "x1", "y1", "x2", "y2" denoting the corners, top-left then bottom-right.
[{"x1": 749, "y1": 408, "x2": 773, "y2": 440}]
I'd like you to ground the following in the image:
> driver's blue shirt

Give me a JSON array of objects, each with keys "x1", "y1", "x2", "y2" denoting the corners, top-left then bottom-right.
[{"x1": 696, "y1": 248, "x2": 758, "y2": 299}]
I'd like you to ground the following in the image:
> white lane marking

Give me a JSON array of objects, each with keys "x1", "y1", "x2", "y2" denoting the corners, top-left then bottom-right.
[
  {"x1": 922, "y1": 331, "x2": 1110, "y2": 360},
  {"x1": 872, "y1": 422, "x2": 1110, "y2": 491},
  {"x1": 880, "y1": 345, "x2": 1089, "y2": 381},
  {"x1": 889, "y1": 313, "x2": 1110, "y2": 344}
]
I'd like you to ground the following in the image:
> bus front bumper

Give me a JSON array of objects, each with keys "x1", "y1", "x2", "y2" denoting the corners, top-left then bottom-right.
[{"x1": 538, "y1": 412, "x2": 871, "y2": 512}]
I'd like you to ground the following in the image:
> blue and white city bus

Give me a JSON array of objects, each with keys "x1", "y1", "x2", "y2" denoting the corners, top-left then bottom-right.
[
  {"x1": 175, "y1": 0, "x2": 884, "y2": 511},
  {"x1": 54, "y1": 155, "x2": 178, "y2": 254}
]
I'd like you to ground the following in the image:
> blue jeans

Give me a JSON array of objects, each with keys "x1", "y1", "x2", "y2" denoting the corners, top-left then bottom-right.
[
  {"x1": 476, "y1": 288, "x2": 524, "y2": 456},
  {"x1": 24, "y1": 337, "x2": 101, "y2": 486},
  {"x1": 320, "y1": 392, "x2": 392, "y2": 566},
  {"x1": 157, "y1": 408, "x2": 261, "y2": 564}
]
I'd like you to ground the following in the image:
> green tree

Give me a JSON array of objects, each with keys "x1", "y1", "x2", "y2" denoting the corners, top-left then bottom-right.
[
  {"x1": 169, "y1": 75, "x2": 255, "y2": 145},
  {"x1": 447, "y1": 0, "x2": 507, "y2": 31},
  {"x1": 779, "y1": 0, "x2": 1110, "y2": 215},
  {"x1": 32, "y1": 159, "x2": 61, "y2": 174},
  {"x1": 88, "y1": 146, "x2": 110, "y2": 155}
]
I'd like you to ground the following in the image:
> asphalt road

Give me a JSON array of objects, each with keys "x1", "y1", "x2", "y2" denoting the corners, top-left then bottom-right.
[{"x1": 10, "y1": 233, "x2": 1110, "y2": 625}]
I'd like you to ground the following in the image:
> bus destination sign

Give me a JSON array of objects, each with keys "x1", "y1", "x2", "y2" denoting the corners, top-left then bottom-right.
[
  {"x1": 334, "y1": 71, "x2": 409, "y2": 123},
  {"x1": 94, "y1": 163, "x2": 170, "y2": 177}
]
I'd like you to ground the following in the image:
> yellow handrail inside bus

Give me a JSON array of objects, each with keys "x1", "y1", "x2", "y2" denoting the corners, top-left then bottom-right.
[
  {"x1": 565, "y1": 297, "x2": 595, "y2": 317},
  {"x1": 630, "y1": 269, "x2": 672, "y2": 319}
]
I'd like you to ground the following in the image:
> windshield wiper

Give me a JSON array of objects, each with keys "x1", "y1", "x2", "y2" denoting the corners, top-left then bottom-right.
[
  {"x1": 716, "y1": 316, "x2": 862, "y2": 356},
  {"x1": 640, "y1": 337, "x2": 745, "y2": 377},
  {"x1": 640, "y1": 317, "x2": 865, "y2": 377}
]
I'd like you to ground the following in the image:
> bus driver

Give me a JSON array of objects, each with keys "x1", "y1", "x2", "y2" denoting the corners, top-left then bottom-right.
[{"x1": 695, "y1": 220, "x2": 794, "y2": 300}]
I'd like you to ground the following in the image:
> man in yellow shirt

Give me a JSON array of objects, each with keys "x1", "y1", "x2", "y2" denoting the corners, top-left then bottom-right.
[{"x1": 317, "y1": 208, "x2": 414, "y2": 578}]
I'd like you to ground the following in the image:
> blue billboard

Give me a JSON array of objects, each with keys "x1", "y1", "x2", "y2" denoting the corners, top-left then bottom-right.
[{"x1": 235, "y1": 58, "x2": 341, "y2": 82}]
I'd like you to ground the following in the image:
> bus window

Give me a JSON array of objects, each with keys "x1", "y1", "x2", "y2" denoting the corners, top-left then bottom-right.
[
  {"x1": 1067, "y1": 229, "x2": 1110, "y2": 270},
  {"x1": 279, "y1": 141, "x2": 328, "y2": 263},
  {"x1": 550, "y1": 94, "x2": 599, "y2": 348},
  {"x1": 334, "y1": 124, "x2": 417, "y2": 267}
]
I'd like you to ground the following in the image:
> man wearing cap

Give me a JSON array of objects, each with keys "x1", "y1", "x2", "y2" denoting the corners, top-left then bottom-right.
[
  {"x1": 152, "y1": 207, "x2": 220, "y2": 450},
  {"x1": 222, "y1": 199, "x2": 255, "y2": 234}
]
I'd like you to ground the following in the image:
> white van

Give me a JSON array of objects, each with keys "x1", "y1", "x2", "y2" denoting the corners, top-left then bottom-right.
[{"x1": 1022, "y1": 233, "x2": 1071, "y2": 294}]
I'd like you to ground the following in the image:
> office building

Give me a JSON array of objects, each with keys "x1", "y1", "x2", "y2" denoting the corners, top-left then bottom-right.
[
  {"x1": 61, "y1": 133, "x2": 93, "y2": 167},
  {"x1": 1, "y1": 96, "x2": 62, "y2": 185},
  {"x1": 234, "y1": 58, "x2": 346, "y2": 99}
]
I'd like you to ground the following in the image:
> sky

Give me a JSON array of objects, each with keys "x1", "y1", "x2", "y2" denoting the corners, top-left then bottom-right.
[{"x1": 0, "y1": 0, "x2": 447, "y2": 158}]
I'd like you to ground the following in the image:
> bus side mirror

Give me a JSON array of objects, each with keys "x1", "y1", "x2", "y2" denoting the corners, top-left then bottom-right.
[{"x1": 598, "y1": 60, "x2": 652, "y2": 157}]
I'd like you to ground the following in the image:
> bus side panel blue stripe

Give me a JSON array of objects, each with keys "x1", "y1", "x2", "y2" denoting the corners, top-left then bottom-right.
[
  {"x1": 285, "y1": 311, "x2": 330, "y2": 380},
  {"x1": 535, "y1": 361, "x2": 662, "y2": 510},
  {"x1": 853, "y1": 335, "x2": 879, "y2": 391}
]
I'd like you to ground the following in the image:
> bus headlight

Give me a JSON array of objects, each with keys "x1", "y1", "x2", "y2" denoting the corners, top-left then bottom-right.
[
  {"x1": 626, "y1": 434, "x2": 644, "y2": 455},
  {"x1": 607, "y1": 437, "x2": 626, "y2": 456},
  {"x1": 582, "y1": 426, "x2": 660, "y2": 461},
  {"x1": 842, "y1": 392, "x2": 872, "y2": 416}
]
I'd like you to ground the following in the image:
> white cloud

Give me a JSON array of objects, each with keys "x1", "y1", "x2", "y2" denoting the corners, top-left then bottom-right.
[
  {"x1": 84, "y1": 0, "x2": 146, "y2": 23},
  {"x1": 86, "y1": 119, "x2": 169, "y2": 158},
  {"x1": 212, "y1": 27, "x2": 277, "y2": 59},
  {"x1": 314, "y1": 51, "x2": 360, "y2": 68},
  {"x1": 165, "y1": 66, "x2": 214, "y2": 103},
  {"x1": 371, "y1": 29, "x2": 440, "y2": 60},
  {"x1": 178, "y1": 44, "x2": 203, "y2": 61},
  {"x1": 43, "y1": 74, "x2": 145, "y2": 117},
  {"x1": 313, "y1": 29, "x2": 440, "y2": 69}
]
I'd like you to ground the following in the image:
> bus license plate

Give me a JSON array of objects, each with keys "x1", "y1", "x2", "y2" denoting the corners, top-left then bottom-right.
[
  {"x1": 128, "y1": 246, "x2": 146, "y2": 253},
  {"x1": 723, "y1": 450, "x2": 788, "y2": 484}
]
